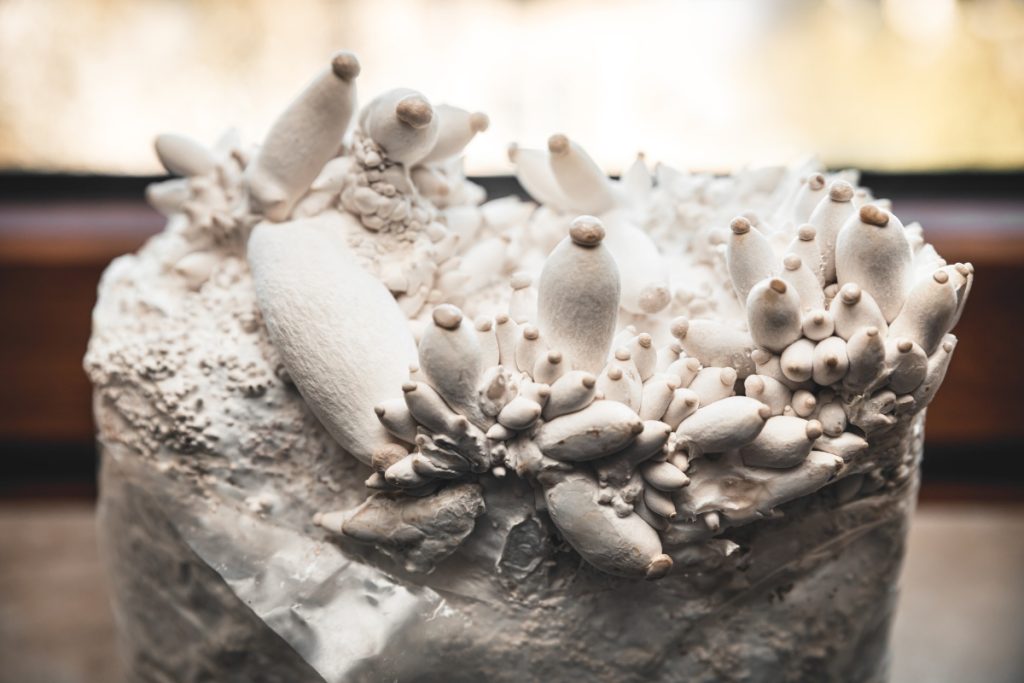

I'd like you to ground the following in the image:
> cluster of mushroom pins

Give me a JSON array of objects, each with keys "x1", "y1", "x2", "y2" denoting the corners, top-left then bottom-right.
[{"x1": 149, "y1": 50, "x2": 972, "y2": 581}]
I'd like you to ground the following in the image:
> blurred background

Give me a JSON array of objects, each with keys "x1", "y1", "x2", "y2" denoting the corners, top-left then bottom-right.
[{"x1": 0, "y1": 0, "x2": 1022, "y2": 682}]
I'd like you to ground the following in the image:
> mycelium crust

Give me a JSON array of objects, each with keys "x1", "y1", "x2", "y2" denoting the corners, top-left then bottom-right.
[{"x1": 87, "y1": 50, "x2": 971, "y2": 682}]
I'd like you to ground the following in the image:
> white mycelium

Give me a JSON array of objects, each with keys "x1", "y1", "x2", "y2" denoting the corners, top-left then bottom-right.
[{"x1": 118, "y1": 50, "x2": 971, "y2": 583}]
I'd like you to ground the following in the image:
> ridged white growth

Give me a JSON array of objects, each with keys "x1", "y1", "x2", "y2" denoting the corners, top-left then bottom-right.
[
  {"x1": 247, "y1": 51, "x2": 360, "y2": 221},
  {"x1": 248, "y1": 213, "x2": 417, "y2": 465}
]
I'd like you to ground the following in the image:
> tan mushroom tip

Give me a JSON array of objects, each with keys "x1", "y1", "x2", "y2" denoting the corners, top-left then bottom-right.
[
  {"x1": 330, "y1": 51, "x2": 361, "y2": 80},
  {"x1": 954, "y1": 262, "x2": 970, "y2": 276},
  {"x1": 510, "y1": 271, "x2": 533, "y2": 289},
  {"x1": 569, "y1": 215, "x2": 605, "y2": 246},
  {"x1": 546, "y1": 350, "x2": 563, "y2": 364},
  {"x1": 638, "y1": 285, "x2": 672, "y2": 313},
  {"x1": 896, "y1": 338, "x2": 913, "y2": 353},
  {"x1": 469, "y1": 111, "x2": 490, "y2": 133},
  {"x1": 474, "y1": 315, "x2": 493, "y2": 332},
  {"x1": 839, "y1": 283, "x2": 862, "y2": 304},
  {"x1": 373, "y1": 404, "x2": 386, "y2": 417},
  {"x1": 607, "y1": 366, "x2": 624, "y2": 381},
  {"x1": 758, "y1": 404, "x2": 772, "y2": 420},
  {"x1": 432, "y1": 303, "x2": 463, "y2": 330},
  {"x1": 797, "y1": 224, "x2": 817, "y2": 241},
  {"x1": 685, "y1": 358, "x2": 701, "y2": 372},
  {"x1": 828, "y1": 180, "x2": 854, "y2": 202},
  {"x1": 506, "y1": 143, "x2": 519, "y2": 163},
  {"x1": 637, "y1": 333, "x2": 653, "y2": 348},
  {"x1": 581, "y1": 373, "x2": 597, "y2": 388},
  {"x1": 547, "y1": 133, "x2": 570, "y2": 155},
  {"x1": 495, "y1": 313, "x2": 510, "y2": 325},
  {"x1": 523, "y1": 325, "x2": 540, "y2": 341},
  {"x1": 645, "y1": 554, "x2": 673, "y2": 580},
  {"x1": 808, "y1": 173, "x2": 826, "y2": 190},
  {"x1": 630, "y1": 420, "x2": 645, "y2": 434},
  {"x1": 729, "y1": 216, "x2": 752, "y2": 235},
  {"x1": 745, "y1": 375, "x2": 765, "y2": 394},
  {"x1": 768, "y1": 278, "x2": 788, "y2": 294},
  {"x1": 396, "y1": 95, "x2": 434, "y2": 129},
  {"x1": 806, "y1": 419, "x2": 824, "y2": 440},
  {"x1": 669, "y1": 317, "x2": 689, "y2": 340},
  {"x1": 721, "y1": 367, "x2": 738, "y2": 385},
  {"x1": 865, "y1": 326, "x2": 879, "y2": 337},
  {"x1": 933, "y1": 269, "x2": 950, "y2": 284},
  {"x1": 401, "y1": 382, "x2": 417, "y2": 393},
  {"x1": 859, "y1": 204, "x2": 890, "y2": 227},
  {"x1": 614, "y1": 347, "x2": 632, "y2": 361},
  {"x1": 783, "y1": 254, "x2": 802, "y2": 271}
]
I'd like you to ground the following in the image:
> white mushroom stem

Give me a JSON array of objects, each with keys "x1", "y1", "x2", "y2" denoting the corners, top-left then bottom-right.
[
  {"x1": 885, "y1": 338, "x2": 928, "y2": 394},
  {"x1": 537, "y1": 216, "x2": 621, "y2": 374},
  {"x1": 601, "y1": 215, "x2": 672, "y2": 314},
  {"x1": 533, "y1": 350, "x2": 566, "y2": 385},
  {"x1": 247, "y1": 51, "x2": 360, "y2": 221},
  {"x1": 747, "y1": 278, "x2": 803, "y2": 353},
  {"x1": 791, "y1": 173, "x2": 828, "y2": 224},
  {"x1": 687, "y1": 367, "x2": 738, "y2": 406},
  {"x1": 786, "y1": 225, "x2": 825, "y2": 287},
  {"x1": 791, "y1": 389, "x2": 817, "y2": 418},
  {"x1": 508, "y1": 144, "x2": 569, "y2": 210},
  {"x1": 801, "y1": 309, "x2": 835, "y2": 341},
  {"x1": 248, "y1": 213, "x2": 415, "y2": 466},
  {"x1": 546, "y1": 134, "x2": 617, "y2": 215},
  {"x1": 474, "y1": 315, "x2": 500, "y2": 368},
  {"x1": 662, "y1": 388, "x2": 700, "y2": 429},
  {"x1": 497, "y1": 396, "x2": 543, "y2": 430},
  {"x1": 816, "y1": 399, "x2": 847, "y2": 437},
  {"x1": 888, "y1": 269, "x2": 958, "y2": 355},
  {"x1": 743, "y1": 374, "x2": 792, "y2": 416},
  {"x1": 494, "y1": 314, "x2": 518, "y2": 366},
  {"x1": 541, "y1": 470, "x2": 672, "y2": 579},
  {"x1": 670, "y1": 317, "x2": 755, "y2": 378},
  {"x1": 508, "y1": 271, "x2": 538, "y2": 324},
  {"x1": 752, "y1": 348, "x2": 809, "y2": 391},
  {"x1": 374, "y1": 399, "x2": 419, "y2": 443},
  {"x1": 628, "y1": 334, "x2": 658, "y2": 381},
  {"x1": 641, "y1": 461, "x2": 689, "y2": 491},
  {"x1": 781, "y1": 254, "x2": 825, "y2": 311},
  {"x1": 813, "y1": 432, "x2": 868, "y2": 461},
  {"x1": 727, "y1": 216, "x2": 777, "y2": 302},
  {"x1": 831, "y1": 283, "x2": 889, "y2": 340},
  {"x1": 666, "y1": 356, "x2": 703, "y2": 388},
  {"x1": 418, "y1": 304, "x2": 487, "y2": 427},
  {"x1": 740, "y1": 416, "x2": 823, "y2": 469},
  {"x1": 360, "y1": 88, "x2": 440, "y2": 166},
  {"x1": 515, "y1": 325, "x2": 546, "y2": 378},
  {"x1": 145, "y1": 178, "x2": 189, "y2": 216},
  {"x1": 535, "y1": 400, "x2": 643, "y2": 461},
  {"x1": 402, "y1": 381, "x2": 466, "y2": 435},
  {"x1": 639, "y1": 374, "x2": 681, "y2": 421},
  {"x1": 910, "y1": 335, "x2": 957, "y2": 410},
  {"x1": 811, "y1": 336, "x2": 849, "y2": 386},
  {"x1": 675, "y1": 396, "x2": 771, "y2": 456},
  {"x1": 656, "y1": 342, "x2": 683, "y2": 372},
  {"x1": 595, "y1": 420, "x2": 672, "y2": 484},
  {"x1": 844, "y1": 326, "x2": 886, "y2": 394},
  {"x1": 154, "y1": 134, "x2": 216, "y2": 177},
  {"x1": 780, "y1": 338, "x2": 815, "y2": 383},
  {"x1": 808, "y1": 180, "x2": 856, "y2": 283},
  {"x1": 418, "y1": 104, "x2": 488, "y2": 164},
  {"x1": 543, "y1": 371, "x2": 598, "y2": 419},
  {"x1": 836, "y1": 205, "x2": 913, "y2": 322}
]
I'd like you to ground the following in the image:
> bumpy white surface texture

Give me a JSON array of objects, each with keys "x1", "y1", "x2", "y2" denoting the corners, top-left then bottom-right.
[{"x1": 87, "y1": 50, "x2": 969, "y2": 682}]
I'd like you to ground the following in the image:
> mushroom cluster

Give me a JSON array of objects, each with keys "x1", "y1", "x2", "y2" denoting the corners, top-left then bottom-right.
[{"x1": 147, "y1": 50, "x2": 971, "y2": 581}]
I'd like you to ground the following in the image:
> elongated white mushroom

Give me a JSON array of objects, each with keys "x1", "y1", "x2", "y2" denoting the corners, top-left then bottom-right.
[
  {"x1": 831, "y1": 283, "x2": 888, "y2": 340},
  {"x1": 687, "y1": 367, "x2": 737, "y2": 406},
  {"x1": 801, "y1": 309, "x2": 835, "y2": 341},
  {"x1": 670, "y1": 317, "x2": 755, "y2": 378},
  {"x1": 639, "y1": 374, "x2": 680, "y2": 421},
  {"x1": 845, "y1": 326, "x2": 886, "y2": 394},
  {"x1": 508, "y1": 144, "x2": 569, "y2": 210},
  {"x1": 888, "y1": 270, "x2": 958, "y2": 355},
  {"x1": 886, "y1": 338, "x2": 928, "y2": 394},
  {"x1": 248, "y1": 213, "x2": 415, "y2": 465},
  {"x1": 675, "y1": 396, "x2": 771, "y2": 455},
  {"x1": 601, "y1": 216, "x2": 672, "y2": 314},
  {"x1": 360, "y1": 88, "x2": 440, "y2": 166},
  {"x1": 546, "y1": 134, "x2": 616, "y2": 215},
  {"x1": 808, "y1": 180, "x2": 856, "y2": 283},
  {"x1": 541, "y1": 471, "x2": 671, "y2": 579},
  {"x1": 662, "y1": 388, "x2": 700, "y2": 429},
  {"x1": 780, "y1": 338, "x2": 815, "y2": 383},
  {"x1": 537, "y1": 216, "x2": 621, "y2": 374},
  {"x1": 786, "y1": 225, "x2": 825, "y2": 287},
  {"x1": 811, "y1": 336, "x2": 849, "y2": 386},
  {"x1": 535, "y1": 400, "x2": 643, "y2": 461},
  {"x1": 543, "y1": 370, "x2": 597, "y2": 419},
  {"x1": 247, "y1": 51, "x2": 360, "y2": 221},
  {"x1": 747, "y1": 278, "x2": 803, "y2": 353},
  {"x1": 154, "y1": 134, "x2": 216, "y2": 177},
  {"x1": 743, "y1": 374, "x2": 792, "y2": 416},
  {"x1": 727, "y1": 216, "x2": 777, "y2": 302},
  {"x1": 781, "y1": 254, "x2": 825, "y2": 311},
  {"x1": 836, "y1": 205, "x2": 913, "y2": 322},
  {"x1": 418, "y1": 105, "x2": 488, "y2": 164},
  {"x1": 418, "y1": 304, "x2": 487, "y2": 427},
  {"x1": 740, "y1": 416, "x2": 823, "y2": 468},
  {"x1": 791, "y1": 173, "x2": 828, "y2": 224}
]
